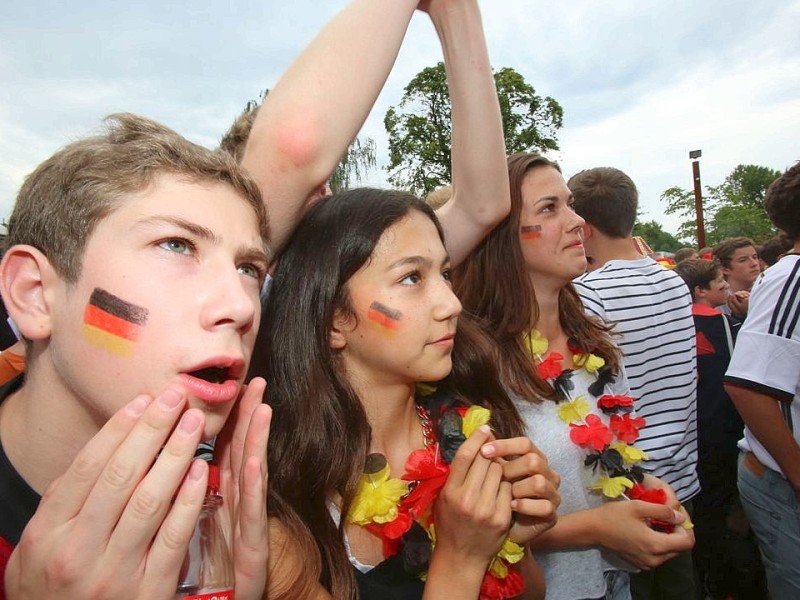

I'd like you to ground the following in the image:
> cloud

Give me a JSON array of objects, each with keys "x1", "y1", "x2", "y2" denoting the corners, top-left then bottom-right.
[{"x1": 1, "y1": 0, "x2": 798, "y2": 242}]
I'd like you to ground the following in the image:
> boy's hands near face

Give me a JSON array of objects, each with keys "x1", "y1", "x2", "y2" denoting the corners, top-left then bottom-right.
[
  {"x1": 5, "y1": 388, "x2": 207, "y2": 600},
  {"x1": 214, "y1": 377, "x2": 271, "y2": 600}
]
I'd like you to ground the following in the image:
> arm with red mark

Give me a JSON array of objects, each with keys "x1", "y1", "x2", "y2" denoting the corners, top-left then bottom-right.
[{"x1": 241, "y1": 0, "x2": 420, "y2": 257}]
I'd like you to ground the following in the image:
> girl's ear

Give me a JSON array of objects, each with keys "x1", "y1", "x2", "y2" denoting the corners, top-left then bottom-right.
[
  {"x1": 0, "y1": 245, "x2": 60, "y2": 341},
  {"x1": 328, "y1": 309, "x2": 352, "y2": 350}
]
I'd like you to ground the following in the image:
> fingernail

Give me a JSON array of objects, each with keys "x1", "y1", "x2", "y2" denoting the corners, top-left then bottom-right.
[
  {"x1": 126, "y1": 395, "x2": 152, "y2": 417},
  {"x1": 187, "y1": 459, "x2": 206, "y2": 482},
  {"x1": 511, "y1": 499, "x2": 518, "y2": 509},
  {"x1": 481, "y1": 444, "x2": 496, "y2": 457},
  {"x1": 478, "y1": 424, "x2": 491, "y2": 435},
  {"x1": 158, "y1": 388, "x2": 184, "y2": 411},
  {"x1": 672, "y1": 509, "x2": 684, "y2": 522},
  {"x1": 178, "y1": 410, "x2": 202, "y2": 435}
]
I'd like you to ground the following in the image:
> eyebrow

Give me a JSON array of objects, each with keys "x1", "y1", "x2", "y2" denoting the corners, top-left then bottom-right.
[
  {"x1": 136, "y1": 215, "x2": 270, "y2": 264},
  {"x1": 535, "y1": 193, "x2": 574, "y2": 205},
  {"x1": 388, "y1": 254, "x2": 450, "y2": 270}
]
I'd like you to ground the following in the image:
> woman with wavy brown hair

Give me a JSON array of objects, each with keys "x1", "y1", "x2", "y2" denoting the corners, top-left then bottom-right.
[{"x1": 454, "y1": 153, "x2": 695, "y2": 600}]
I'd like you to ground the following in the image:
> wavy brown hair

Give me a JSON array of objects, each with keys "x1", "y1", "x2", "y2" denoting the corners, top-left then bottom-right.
[{"x1": 453, "y1": 153, "x2": 621, "y2": 402}]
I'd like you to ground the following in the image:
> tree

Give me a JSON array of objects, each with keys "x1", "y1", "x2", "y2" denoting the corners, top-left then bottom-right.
[
  {"x1": 633, "y1": 220, "x2": 684, "y2": 252},
  {"x1": 384, "y1": 62, "x2": 563, "y2": 195},
  {"x1": 662, "y1": 164, "x2": 781, "y2": 246},
  {"x1": 329, "y1": 136, "x2": 377, "y2": 193}
]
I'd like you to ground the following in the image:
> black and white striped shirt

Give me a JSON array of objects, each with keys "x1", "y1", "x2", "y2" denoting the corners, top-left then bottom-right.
[{"x1": 575, "y1": 257, "x2": 700, "y2": 502}]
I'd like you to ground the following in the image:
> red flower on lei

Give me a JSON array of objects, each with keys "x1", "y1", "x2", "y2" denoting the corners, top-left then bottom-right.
[
  {"x1": 597, "y1": 394, "x2": 635, "y2": 411},
  {"x1": 480, "y1": 566, "x2": 525, "y2": 600},
  {"x1": 569, "y1": 413, "x2": 614, "y2": 451},
  {"x1": 536, "y1": 352, "x2": 564, "y2": 379},
  {"x1": 609, "y1": 413, "x2": 646, "y2": 444}
]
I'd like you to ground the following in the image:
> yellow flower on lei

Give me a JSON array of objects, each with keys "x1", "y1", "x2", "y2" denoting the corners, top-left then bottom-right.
[
  {"x1": 557, "y1": 397, "x2": 590, "y2": 424},
  {"x1": 522, "y1": 329, "x2": 548, "y2": 357},
  {"x1": 611, "y1": 442, "x2": 649, "y2": 465},
  {"x1": 572, "y1": 352, "x2": 606, "y2": 374},
  {"x1": 462, "y1": 405, "x2": 492, "y2": 438},
  {"x1": 416, "y1": 383, "x2": 438, "y2": 397},
  {"x1": 348, "y1": 460, "x2": 409, "y2": 525},
  {"x1": 590, "y1": 475, "x2": 634, "y2": 498}
]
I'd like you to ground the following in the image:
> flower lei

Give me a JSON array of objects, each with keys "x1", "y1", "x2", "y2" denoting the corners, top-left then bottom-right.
[
  {"x1": 347, "y1": 391, "x2": 525, "y2": 600},
  {"x1": 523, "y1": 329, "x2": 691, "y2": 531}
]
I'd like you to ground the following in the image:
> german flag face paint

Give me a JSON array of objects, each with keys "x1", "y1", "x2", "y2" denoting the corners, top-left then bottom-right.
[
  {"x1": 520, "y1": 225, "x2": 543, "y2": 240},
  {"x1": 367, "y1": 301, "x2": 402, "y2": 333},
  {"x1": 82, "y1": 288, "x2": 149, "y2": 356}
]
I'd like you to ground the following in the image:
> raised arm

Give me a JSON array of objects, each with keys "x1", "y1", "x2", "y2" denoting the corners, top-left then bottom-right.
[
  {"x1": 241, "y1": 0, "x2": 420, "y2": 256},
  {"x1": 426, "y1": 0, "x2": 511, "y2": 267}
]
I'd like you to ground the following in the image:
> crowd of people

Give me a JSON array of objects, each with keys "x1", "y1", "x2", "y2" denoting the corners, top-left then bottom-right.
[{"x1": 0, "y1": 1, "x2": 798, "y2": 600}]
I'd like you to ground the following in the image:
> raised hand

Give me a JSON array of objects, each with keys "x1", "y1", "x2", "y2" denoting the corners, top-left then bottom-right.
[{"x1": 5, "y1": 387, "x2": 207, "y2": 600}]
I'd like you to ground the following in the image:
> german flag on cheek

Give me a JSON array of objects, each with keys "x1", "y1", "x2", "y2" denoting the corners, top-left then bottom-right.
[{"x1": 82, "y1": 288, "x2": 149, "y2": 357}]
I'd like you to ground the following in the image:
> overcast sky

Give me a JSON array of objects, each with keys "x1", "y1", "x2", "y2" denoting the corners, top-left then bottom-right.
[{"x1": 2, "y1": 0, "x2": 798, "y2": 238}]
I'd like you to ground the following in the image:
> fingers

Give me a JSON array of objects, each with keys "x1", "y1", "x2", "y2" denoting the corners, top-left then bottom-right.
[
  {"x1": 108, "y1": 407, "x2": 206, "y2": 559},
  {"x1": 79, "y1": 387, "x2": 190, "y2": 542},
  {"x1": 34, "y1": 394, "x2": 153, "y2": 526},
  {"x1": 237, "y1": 403, "x2": 271, "y2": 552},
  {"x1": 217, "y1": 377, "x2": 267, "y2": 487},
  {"x1": 143, "y1": 458, "x2": 209, "y2": 592},
  {"x1": 447, "y1": 424, "x2": 493, "y2": 487}
]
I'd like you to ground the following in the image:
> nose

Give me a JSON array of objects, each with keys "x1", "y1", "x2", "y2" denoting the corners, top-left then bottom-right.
[
  {"x1": 434, "y1": 281, "x2": 462, "y2": 322},
  {"x1": 200, "y1": 268, "x2": 258, "y2": 334},
  {"x1": 567, "y1": 207, "x2": 585, "y2": 231}
]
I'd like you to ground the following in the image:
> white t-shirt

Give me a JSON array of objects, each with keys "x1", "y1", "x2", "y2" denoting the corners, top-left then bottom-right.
[{"x1": 725, "y1": 254, "x2": 800, "y2": 475}]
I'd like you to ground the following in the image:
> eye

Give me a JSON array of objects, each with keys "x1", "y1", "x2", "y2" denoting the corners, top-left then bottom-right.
[
  {"x1": 441, "y1": 268, "x2": 452, "y2": 283},
  {"x1": 158, "y1": 238, "x2": 194, "y2": 255},
  {"x1": 238, "y1": 262, "x2": 267, "y2": 281},
  {"x1": 540, "y1": 202, "x2": 556, "y2": 213},
  {"x1": 400, "y1": 271, "x2": 422, "y2": 286}
]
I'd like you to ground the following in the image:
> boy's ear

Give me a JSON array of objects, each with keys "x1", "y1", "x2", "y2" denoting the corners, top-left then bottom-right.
[
  {"x1": 328, "y1": 309, "x2": 352, "y2": 350},
  {"x1": 0, "y1": 245, "x2": 59, "y2": 341},
  {"x1": 581, "y1": 224, "x2": 593, "y2": 240},
  {"x1": 693, "y1": 285, "x2": 706, "y2": 302}
]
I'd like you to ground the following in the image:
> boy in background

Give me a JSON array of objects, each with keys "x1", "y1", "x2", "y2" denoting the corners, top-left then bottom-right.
[{"x1": 674, "y1": 259, "x2": 766, "y2": 599}]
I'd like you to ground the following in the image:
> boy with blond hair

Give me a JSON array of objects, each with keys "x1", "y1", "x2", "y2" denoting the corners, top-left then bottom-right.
[{"x1": 0, "y1": 114, "x2": 272, "y2": 600}]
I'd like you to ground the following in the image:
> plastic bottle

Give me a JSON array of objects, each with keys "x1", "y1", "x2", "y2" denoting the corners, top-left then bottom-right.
[{"x1": 176, "y1": 464, "x2": 235, "y2": 600}]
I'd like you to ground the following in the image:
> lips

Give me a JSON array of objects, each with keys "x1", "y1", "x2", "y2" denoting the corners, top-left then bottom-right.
[{"x1": 180, "y1": 358, "x2": 245, "y2": 405}]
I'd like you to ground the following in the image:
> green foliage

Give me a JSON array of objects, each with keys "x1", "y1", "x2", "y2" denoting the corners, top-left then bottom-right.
[
  {"x1": 384, "y1": 62, "x2": 563, "y2": 196},
  {"x1": 633, "y1": 220, "x2": 684, "y2": 252},
  {"x1": 661, "y1": 164, "x2": 782, "y2": 246},
  {"x1": 329, "y1": 136, "x2": 377, "y2": 193}
]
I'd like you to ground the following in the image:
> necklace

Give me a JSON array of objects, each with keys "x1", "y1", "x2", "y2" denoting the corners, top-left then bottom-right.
[
  {"x1": 347, "y1": 395, "x2": 525, "y2": 599},
  {"x1": 524, "y1": 329, "x2": 659, "y2": 500}
]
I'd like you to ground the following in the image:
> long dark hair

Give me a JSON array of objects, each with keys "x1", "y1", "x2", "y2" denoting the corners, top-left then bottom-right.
[
  {"x1": 453, "y1": 153, "x2": 621, "y2": 402},
  {"x1": 250, "y1": 188, "x2": 522, "y2": 599}
]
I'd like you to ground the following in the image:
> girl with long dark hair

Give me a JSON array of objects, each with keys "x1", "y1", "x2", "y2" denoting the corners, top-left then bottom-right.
[{"x1": 255, "y1": 190, "x2": 559, "y2": 599}]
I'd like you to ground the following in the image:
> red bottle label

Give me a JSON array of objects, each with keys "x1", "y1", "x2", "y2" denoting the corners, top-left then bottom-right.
[{"x1": 182, "y1": 591, "x2": 235, "y2": 600}]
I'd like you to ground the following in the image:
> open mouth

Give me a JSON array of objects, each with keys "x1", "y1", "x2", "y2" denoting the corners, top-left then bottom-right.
[{"x1": 188, "y1": 366, "x2": 230, "y2": 384}]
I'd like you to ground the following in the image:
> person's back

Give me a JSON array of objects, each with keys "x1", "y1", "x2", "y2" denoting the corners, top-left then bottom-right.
[{"x1": 569, "y1": 166, "x2": 698, "y2": 600}]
